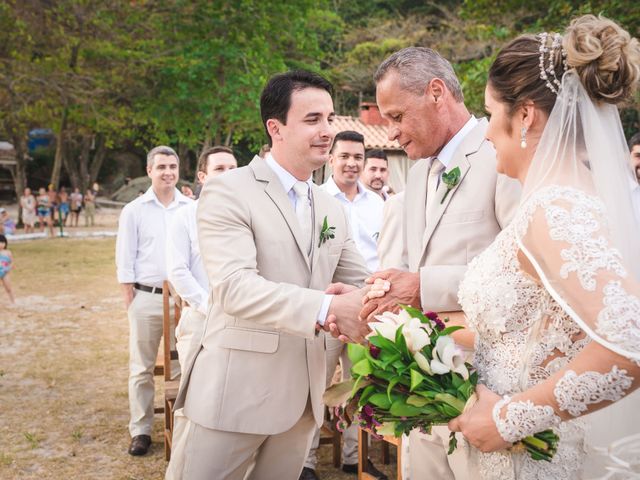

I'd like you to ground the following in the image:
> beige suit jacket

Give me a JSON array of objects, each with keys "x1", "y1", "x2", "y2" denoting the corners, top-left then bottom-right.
[
  {"x1": 377, "y1": 191, "x2": 406, "y2": 270},
  {"x1": 176, "y1": 157, "x2": 368, "y2": 436},
  {"x1": 404, "y1": 118, "x2": 521, "y2": 312}
]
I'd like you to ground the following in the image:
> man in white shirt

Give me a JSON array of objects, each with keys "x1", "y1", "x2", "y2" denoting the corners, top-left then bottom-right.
[
  {"x1": 115, "y1": 145, "x2": 192, "y2": 456},
  {"x1": 301, "y1": 131, "x2": 386, "y2": 480},
  {"x1": 322, "y1": 131, "x2": 384, "y2": 272},
  {"x1": 361, "y1": 149, "x2": 391, "y2": 201},
  {"x1": 166, "y1": 145, "x2": 237, "y2": 372}
]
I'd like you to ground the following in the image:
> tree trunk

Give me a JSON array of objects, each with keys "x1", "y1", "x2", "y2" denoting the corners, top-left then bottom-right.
[
  {"x1": 61, "y1": 136, "x2": 81, "y2": 189},
  {"x1": 88, "y1": 133, "x2": 106, "y2": 191},
  {"x1": 51, "y1": 42, "x2": 80, "y2": 189},
  {"x1": 11, "y1": 133, "x2": 28, "y2": 221},
  {"x1": 177, "y1": 143, "x2": 191, "y2": 181},
  {"x1": 50, "y1": 109, "x2": 68, "y2": 189}
]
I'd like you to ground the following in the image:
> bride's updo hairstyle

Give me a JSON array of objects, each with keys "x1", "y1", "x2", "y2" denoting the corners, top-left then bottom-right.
[{"x1": 488, "y1": 14, "x2": 640, "y2": 121}]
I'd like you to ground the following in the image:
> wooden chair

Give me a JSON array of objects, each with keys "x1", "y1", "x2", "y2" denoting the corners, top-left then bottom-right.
[
  {"x1": 319, "y1": 406, "x2": 342, "y2": 468},
  {"x1": 161, "y1": 280, "x2": 182, "y2": 460},
  {"x1": 358, "y1": 428, "x2": 402, "y2": 480}
]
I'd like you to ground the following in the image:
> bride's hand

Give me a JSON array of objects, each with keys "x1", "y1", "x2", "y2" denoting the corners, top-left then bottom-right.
[
  {"x1": 448, "y1": 385, "x2": 511, "y2": 453},
  {"x1": 362, "y1": 277, "x2": 391, "y2": 304}
]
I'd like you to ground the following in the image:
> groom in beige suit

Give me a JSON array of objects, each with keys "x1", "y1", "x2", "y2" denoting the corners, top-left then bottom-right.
[
  {"x1": 362, "y1": 47, "x2": 520, "y2": 479},
  {"x1": 166, "y1": 71, "x2": 370, "y2": 480}
]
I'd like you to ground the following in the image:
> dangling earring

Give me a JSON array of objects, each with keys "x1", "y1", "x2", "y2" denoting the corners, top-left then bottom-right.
[{"x1": 520, "y1": 127, "x2": 528, "y2": 149}]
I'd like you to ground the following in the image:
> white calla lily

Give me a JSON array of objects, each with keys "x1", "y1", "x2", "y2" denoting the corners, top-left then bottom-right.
[
  {"x1": 414, "y1": 351, "x2": 433, "y2": 375},
  {"x1": 403, "y1": 324, "x2": 431, "y2": 354},
  {"x1": 430, "y1": 336, "x2": 469, "y2": 380},
  {"x1": 367, "y1": 322, "x2": 398, "y2": 342}
]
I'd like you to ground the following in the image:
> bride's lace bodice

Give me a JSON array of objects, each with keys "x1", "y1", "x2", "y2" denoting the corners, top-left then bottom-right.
[{"x1": 458, "y1": 186, "x2": 603, "y2": 479}]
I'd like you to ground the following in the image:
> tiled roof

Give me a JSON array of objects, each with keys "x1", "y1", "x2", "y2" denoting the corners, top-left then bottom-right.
[{"x1": 332, "y1": 115, "x2": 401, "y2": 151}]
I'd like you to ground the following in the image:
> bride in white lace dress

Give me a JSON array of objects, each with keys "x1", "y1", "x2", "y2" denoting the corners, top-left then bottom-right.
[{"x1": 443, "y1": 15, "x2": 640, "y2": 480}]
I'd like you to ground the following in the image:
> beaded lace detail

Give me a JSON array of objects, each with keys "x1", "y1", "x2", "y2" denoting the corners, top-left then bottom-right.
[{"x1": 554, "y1": 366, "x2": 633, "y2": 417}]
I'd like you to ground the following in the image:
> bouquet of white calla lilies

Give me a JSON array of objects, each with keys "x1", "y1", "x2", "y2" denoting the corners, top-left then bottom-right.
[{"x1": 323, "y1": 306, "x2": 559, "y2": 462}]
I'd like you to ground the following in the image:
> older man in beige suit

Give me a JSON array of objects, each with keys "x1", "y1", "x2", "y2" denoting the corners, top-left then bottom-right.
[
  {"x1": 166, "y1": 70, "x2": 370, "y2": 480},
  {"x1": 362, "y1": 47, "x2": 521, "y2": 479}
]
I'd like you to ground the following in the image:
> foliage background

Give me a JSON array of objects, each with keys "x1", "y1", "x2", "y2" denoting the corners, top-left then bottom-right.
[{"x1": 1, "y1": 0, "x2": 638, "y2": 195}]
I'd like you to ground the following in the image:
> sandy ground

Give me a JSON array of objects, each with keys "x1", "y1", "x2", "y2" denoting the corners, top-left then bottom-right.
[{"x1": 0, "y1": 237, "x2": 397, "y2": 479}]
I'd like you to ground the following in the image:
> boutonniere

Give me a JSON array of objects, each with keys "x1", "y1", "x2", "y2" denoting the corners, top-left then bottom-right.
[
  {"x1": 440, "y1": 166, "x2": 461, "y2": 204},
  {"x1": 318, "y1": 215, "x2": 336, "y2": 247}
]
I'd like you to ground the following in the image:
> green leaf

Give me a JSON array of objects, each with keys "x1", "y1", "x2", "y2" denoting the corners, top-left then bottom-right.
[
  {"x1": 451, "y1": 372, "x2": 464, "y2": 389},
  {"x1": 386, "y1": 376, "x2": 401, "y2": 402},
  {"x1": 369, "y1": 333, "x2": 401, "y2": 354},
  {"x1": 435, "y1": 393, "x2": 465, "y2": 415},
  {"x1": 448, "y1": 431, "x2": 458, "y2": 455},
  {"x1": 347, "y1": 343, "x2": 367, "y2": 364},
  {"x1": 406, "y1": 394, "x2": 430, "y2": 407},
  {"x1": 351, "y1": 358, "x2": 373, "y2": 377},
  {"x1": 368, "y1": 392, "x2": 392, "y2": 409},
  {"x1": 358, "y1": 385, "x2": 377, "y2": 406},
  {"x1": 323, "y1": 378, "x2": 357, "y2": 406},
  {"x1": 389, "y1": 399, "x2": 423, "y2": 417},
  {"x1": 410, "y1": 369, "x2": 425, "y2": 391},
  {"x1": 438, "y1": 326, "x2": 465, "y2": 336},
  {"x1": 376, "y1": 422, "x2": 397, "y2": 437}
]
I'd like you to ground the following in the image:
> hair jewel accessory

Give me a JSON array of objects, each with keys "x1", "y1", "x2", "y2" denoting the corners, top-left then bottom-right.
[{"x1": 538, "y1": 32, "x2": 566, "y2": 95}]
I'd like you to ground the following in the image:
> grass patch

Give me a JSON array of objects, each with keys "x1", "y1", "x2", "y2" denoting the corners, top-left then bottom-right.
[{"x1": 23, "y1": 432, "x2": 41, "y2": 449}]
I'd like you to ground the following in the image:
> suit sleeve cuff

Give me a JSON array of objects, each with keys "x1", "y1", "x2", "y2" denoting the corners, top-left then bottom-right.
[{"x1": 316, "y1": 294, "x2": 334, "y2": 326}]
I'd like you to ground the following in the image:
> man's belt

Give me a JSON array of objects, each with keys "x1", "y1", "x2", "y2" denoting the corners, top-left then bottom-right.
[{"x1": 134, "y1": 283, "x2": 163, "y2": 295}]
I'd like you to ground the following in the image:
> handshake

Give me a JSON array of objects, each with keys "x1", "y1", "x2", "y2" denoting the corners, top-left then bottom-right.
[{"x1": 322, "y1": 269, "x2": 422, "y2": 344}]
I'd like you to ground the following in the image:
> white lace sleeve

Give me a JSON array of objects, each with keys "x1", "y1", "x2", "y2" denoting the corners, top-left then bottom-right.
[
  {"x1": 553, "y1": 366, "x2": 633, "y2": 417},
  {"x1": 516, "y1": 186, "x2": 640, "y2": 364},
  {"x1": 507, "y1": 187, "x2": 640, "y2": 421}
]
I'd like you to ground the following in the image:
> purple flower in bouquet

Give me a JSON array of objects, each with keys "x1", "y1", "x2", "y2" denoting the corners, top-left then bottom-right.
[
  {"x1": 369, "y1": 344, "x2": 381, "y2": 359},
  {"x1": 425, "y1": 310, "x2": 446, "y2": 330}
]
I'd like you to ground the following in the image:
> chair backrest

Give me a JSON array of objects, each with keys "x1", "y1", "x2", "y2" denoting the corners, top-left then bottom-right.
[{"x1": 162, "y1": 280, "x2": 182, "y2": 382}]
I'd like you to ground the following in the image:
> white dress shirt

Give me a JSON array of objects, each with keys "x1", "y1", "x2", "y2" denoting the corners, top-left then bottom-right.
[
  {"x1": 435, "y1": 115, "x2": 478, "y2": 170},
  {"x1": 265, "y1": 153, "x2": 332, "y2": 325},
  {"x1": 320, "y1": 176, "x2": 383, "y2": 272},
  {"x1": 116, "y1": 187, "x2": 192, "y2": 288},
  {"x1": 166, "y1": 200, "x2": 209, "y2": 315},
  {"x1": 629, "y1": 178, "x2": 640, "y2": 228}
]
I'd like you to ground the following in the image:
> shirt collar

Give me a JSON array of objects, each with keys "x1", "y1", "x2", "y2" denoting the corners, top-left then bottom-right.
[
  {"x1": 435, "y1": 115, "x2": 478, "y2": 169},
  {"x1": 265, "y1": 153, "x2": 312, "y2": 194},
  {"x1": 141, "y1": 186, "x2": 190, "y2": 208},
  {"x1": 324, "y1": 176, "x2": 370, "y2": 201}
]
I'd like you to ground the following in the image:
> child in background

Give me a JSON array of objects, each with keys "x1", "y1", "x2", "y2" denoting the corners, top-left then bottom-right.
[{"x1": 0, "y1": 234, "x2": 15, "y2": 304}]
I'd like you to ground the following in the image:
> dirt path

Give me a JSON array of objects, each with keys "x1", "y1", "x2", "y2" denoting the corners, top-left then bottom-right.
[{"x1": 0, "y1": 238, "x2": 396, "y2": 479}]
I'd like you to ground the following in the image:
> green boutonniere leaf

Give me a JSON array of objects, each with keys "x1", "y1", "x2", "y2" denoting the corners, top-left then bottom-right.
[
  {"x1": 440, "y1": 167, "x2": 461, "y2": 204},
  {"x1": 318, "y1": 215, "x2": 336, "y2": 247}
]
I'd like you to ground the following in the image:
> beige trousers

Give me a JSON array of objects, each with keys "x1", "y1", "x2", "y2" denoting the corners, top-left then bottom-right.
[
  {"x1": 166, "y1": 400, "x2": 316, "y2": 480},
  {"x1": 408, "y1": 427, "x2": 474, "y2": 480},
  {"x1": 175, "y1": 306, "x2": 205, "y2": 377},
  {"x1": 127, "y1": 289, "x2": 164, "y2": 437},
  {"x1": 304, "y1": 335, "x2": 358, "y2": 469}
]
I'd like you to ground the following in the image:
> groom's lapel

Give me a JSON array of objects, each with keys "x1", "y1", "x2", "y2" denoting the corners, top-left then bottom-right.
[
  {"x1": 420, "y1": 119, "x2": 487, "y2": 258},
  {"x1": 310, "y1": 184, "x2": 327, "y2": 274},
  {"x1": 250, "y1": 158, "x2": 311, "y2": 270}
]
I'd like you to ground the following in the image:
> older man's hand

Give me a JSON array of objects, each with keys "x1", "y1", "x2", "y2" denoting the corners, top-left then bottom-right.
[{"x1": 360, "y1": 269, "x2": 421, "y2": 321}]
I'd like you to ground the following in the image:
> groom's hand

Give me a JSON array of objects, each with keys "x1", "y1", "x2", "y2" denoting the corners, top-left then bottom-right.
[
  {"x1": 360, "y1": 269, "x2": 421, "y2": 321},
  {"x1": 325, "y1": 282, "x2": 358, "y2": 295},
  {"x1": 326, "y1": 288, "x2": 369, "y2": 343}
]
